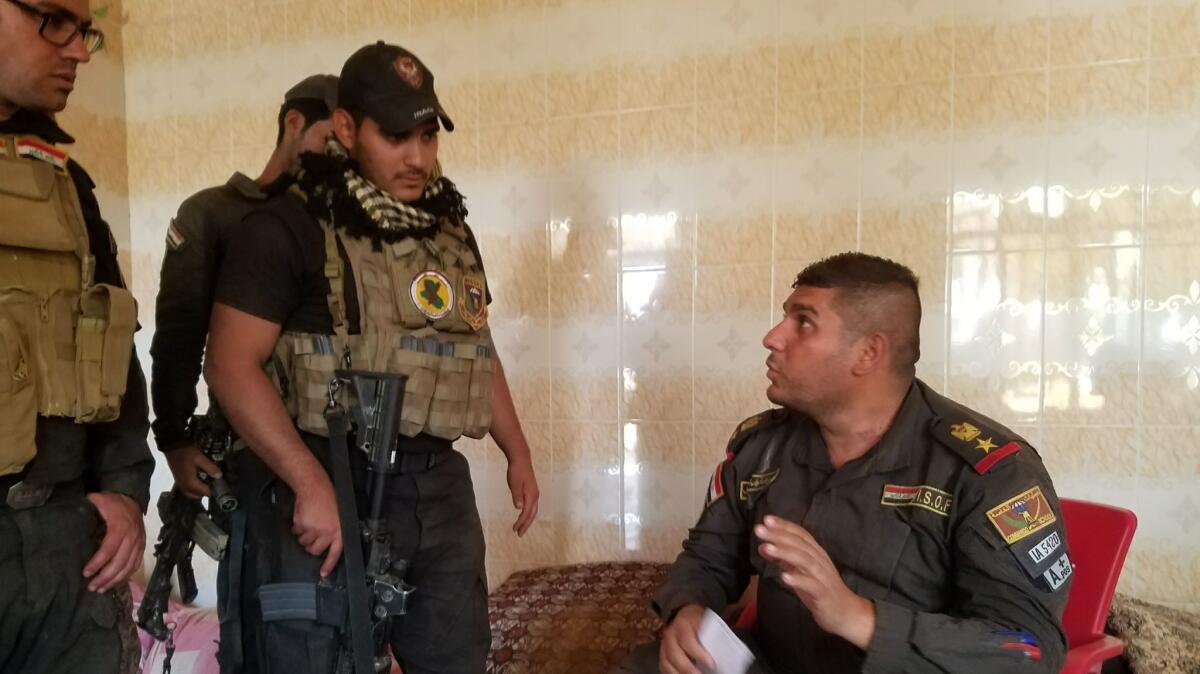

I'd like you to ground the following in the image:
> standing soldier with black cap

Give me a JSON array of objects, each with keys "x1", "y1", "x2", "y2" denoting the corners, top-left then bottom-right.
[
  {"x1": 148, "y1": 73, "x2": 337, "y2": 673},
  {"x1": 151, "y1": 73, "x2": 338, "y2": 497},
  {"x1": 0, "y1": 0, "x2": 154, "y2": 672},
  {"x1": 204, "y1": 42, "x2": 540, "y2": 673}
]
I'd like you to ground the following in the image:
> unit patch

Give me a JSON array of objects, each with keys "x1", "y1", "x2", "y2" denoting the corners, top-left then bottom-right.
[
  {"x1": 166, "y1": 219, "x2": 186, "y2": 250},
  {"x1": 738, "y1": 469, "x2": 780, "y2": 501},
  {"x1": 986, "y1": 486, "x2": 1057, "y2": 545},
  {"x1": 881, "y1": 484, "x2": 953, "y2": 516},
  {"x1": 410, "y1": 270, "x2": 454, "y2": 320},
  {"x1": 16, "y1": 138, "x2": 67, "y2": 170},
  {"x1": 459, "y1": 275, "x2": 487, "y2": 330}
]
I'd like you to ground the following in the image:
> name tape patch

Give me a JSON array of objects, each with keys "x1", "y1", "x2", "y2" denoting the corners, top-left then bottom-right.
[
  {"x1": 881, "y1": 484, "x2": 953, "y2": 516},
  {"x1": 1027, "y1": 530, "x2": 1062, "y2": 565},
  {"x1": 738, "y1": 469, "x2": 780, "y2": 501}
]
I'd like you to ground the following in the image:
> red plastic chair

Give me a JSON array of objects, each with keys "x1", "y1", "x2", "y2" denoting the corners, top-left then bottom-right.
[
  {"x1": 1059, "y1": 498, "x2": 1137, "y2": 674},
  {"x1": 731, "y1": 498, "x2": 1137, "y2": 673}
]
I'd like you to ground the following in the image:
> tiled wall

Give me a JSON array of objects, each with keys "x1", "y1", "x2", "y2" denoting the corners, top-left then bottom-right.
[
  {"x1": 90, "y1": 0, "x2": 1200, "y2": 611},
  {"x1": 58, "y1": 0, "x2": 129, "y2": 271}
]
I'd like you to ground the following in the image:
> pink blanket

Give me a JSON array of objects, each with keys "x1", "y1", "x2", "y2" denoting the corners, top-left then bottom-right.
[
  {"x1": 129, "y1": 583, "x2": 221, "y2": 674},
  {"x1": 128, "y1": 584, "x2": 402, "y2": 674}
]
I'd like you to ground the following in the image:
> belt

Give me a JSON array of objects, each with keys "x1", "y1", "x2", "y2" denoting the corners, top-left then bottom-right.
[
  {"x1": 395, "y1": 451, "x2": 444, "y2": 474},
  {"x1": 0, "y1": 475, "x2": 86, "y2": 512}
]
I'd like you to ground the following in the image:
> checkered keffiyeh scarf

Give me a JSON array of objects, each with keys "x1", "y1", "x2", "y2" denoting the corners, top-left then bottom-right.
[{"x1": 289, "y1": 135, "x2": 468, "y2": 245}]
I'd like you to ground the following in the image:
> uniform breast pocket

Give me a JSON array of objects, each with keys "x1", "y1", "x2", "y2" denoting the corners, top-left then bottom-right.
[
  {"x1": 0, "y1": 311, "x2": 38, "y2": 476},
  {"x1": 848, "y1": 513, "x2": 912, "y2": 598}
]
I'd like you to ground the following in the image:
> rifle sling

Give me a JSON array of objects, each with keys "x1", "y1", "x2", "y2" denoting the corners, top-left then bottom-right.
[
  {"x1": 326, "y1": 404, "x2": 375, "y2": 674},
  {"x1": 221, "y1": 507, "x2": 247, "y2": 670}
]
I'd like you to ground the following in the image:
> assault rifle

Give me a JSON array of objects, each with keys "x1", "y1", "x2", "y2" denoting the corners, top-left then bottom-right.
[
  {"x1": 326, "y1": 371, "x2": 415, "y2": 674},
  {"x1": 137, "y1": 413, "x2": 238, "y2": 641}
]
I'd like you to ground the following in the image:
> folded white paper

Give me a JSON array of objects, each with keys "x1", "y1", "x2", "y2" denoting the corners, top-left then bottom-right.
[{"x1": 696, "y1": 608, "x2": 755, "y2": 674}]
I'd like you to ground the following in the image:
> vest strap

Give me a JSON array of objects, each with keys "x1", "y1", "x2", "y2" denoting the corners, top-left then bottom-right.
[{"x1": 322, "y1": 223, "x2": 350, "y2": 344}]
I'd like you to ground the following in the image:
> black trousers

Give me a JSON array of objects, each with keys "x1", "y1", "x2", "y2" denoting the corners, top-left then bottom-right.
[
  {"x1": 218, "y1": 436, "x2": 489, "y2": 674},
  {"x1": 0, "y1": 498, "x2": 122, "y2": 674}
]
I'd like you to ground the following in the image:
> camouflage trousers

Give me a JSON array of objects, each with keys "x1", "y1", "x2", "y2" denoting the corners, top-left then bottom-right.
[{"x1": 0, "y1": 498, "x2": 126, "y2": 674}]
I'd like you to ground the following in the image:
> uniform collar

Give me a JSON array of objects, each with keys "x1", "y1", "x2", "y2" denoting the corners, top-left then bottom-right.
[
  {"x1": 226, "y1": 172, "x2": 268, "y2": 200},
  {"x1": 793, "y1": 379, "x2": 929, "y2": 479},
  {"x1": 863, "y1": 380, "x2": 928, "y2": 474},
  {"x1": 0, "y1": 108, "x2": 75, "y2": 144}
]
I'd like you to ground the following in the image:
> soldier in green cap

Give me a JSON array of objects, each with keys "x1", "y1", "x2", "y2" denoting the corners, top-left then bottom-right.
[
  {"x1": 151, "y1": 73, "x2": 337, "y2": 495},
  {"x1": 205, "y1": 42, "x2": 540, "y2": 673},
  {"x1": 148, "y1": 72, "x2": 338, "y2": 673}
]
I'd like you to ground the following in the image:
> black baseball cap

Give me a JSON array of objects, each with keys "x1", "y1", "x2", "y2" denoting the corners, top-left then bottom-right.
[
  {"x1": 283, "y1": 74, "x2": 339, "y2": 112},
  {"x1": 338, "y1": 41, "x2": 454, "y2": 134}
]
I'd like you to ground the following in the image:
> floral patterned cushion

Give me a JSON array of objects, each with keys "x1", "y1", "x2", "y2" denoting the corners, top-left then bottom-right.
[{"x1": 487, "y1": 562, "x2": 670, "y2": 674}]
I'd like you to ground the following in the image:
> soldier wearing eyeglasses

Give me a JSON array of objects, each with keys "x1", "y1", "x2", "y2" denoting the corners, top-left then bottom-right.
[{"x1": 0, "y1": 1, "x2": 154, "y2": 673}]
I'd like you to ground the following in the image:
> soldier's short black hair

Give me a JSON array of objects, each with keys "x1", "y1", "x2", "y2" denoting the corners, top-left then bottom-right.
[
  {"x1": 792, "y1": 252, "x2": 922, "y2": 376},
  {"x1": 275, "y1": 98, "x2": 333, "y2": 147}
]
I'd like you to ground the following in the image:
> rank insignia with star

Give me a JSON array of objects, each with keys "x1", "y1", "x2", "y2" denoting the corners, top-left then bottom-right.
[{"x1": 932, "y1": 416, "x2": 1022, "y2": 474}]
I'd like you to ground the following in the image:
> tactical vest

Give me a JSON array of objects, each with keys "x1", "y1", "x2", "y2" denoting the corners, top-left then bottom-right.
[
  {"x1": 0, "y1": 134, "x2": 138, "y2": 477},
  {"x1": 271, "y1": 215, "x2": 494, "y2": 444}
]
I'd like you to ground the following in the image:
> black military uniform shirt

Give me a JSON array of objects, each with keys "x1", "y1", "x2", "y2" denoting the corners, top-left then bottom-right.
[
  {"x1": 150, "y1": 173, "x2": 269, "y2": 451},
  {"x1": 654, "y1": 379, "x2": 1071, "y2": 673},
  {"x1": 0, "y1": 110, "x2": 153, "y2": 511}
]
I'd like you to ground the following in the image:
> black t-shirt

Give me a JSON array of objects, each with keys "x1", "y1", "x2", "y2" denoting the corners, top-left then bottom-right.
[
  {"x1": 214, "y1": 194, "x2": 358, "y2": 332},
  {"x1": 213, "y1": 192, "x2": 489, "y2": 453}
]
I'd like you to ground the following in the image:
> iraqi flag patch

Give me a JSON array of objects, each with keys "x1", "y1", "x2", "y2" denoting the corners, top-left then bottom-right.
[
  {"x1": 704, "y1": 452, "x2": 733, "y2": 508},
  {"x1": 166, "y1": 219, "x2": 186, "y2": 250},
  {"x1": 16, "y1": 138, "x2": 68, "y2": 170}
]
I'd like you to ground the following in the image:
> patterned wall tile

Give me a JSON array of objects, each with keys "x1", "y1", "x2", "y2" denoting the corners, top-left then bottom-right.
[
  {"x1": 953, "y1": 0, "x2": 1049, "y2": 75},
  {"x1": 547, "y1": 67, "x2": 620, "y2": 118},
  {"x1": 1142, "y1": 245, "x2": 1200, "y2": 425},
  {"x1": 1042, "y1": 247, "x2": 1142, "y2": 425},
  {"x1": 946, "y1": 250, "x2": 1045, "y2": 426},
  {"x1": 862, "y1": 23, "x2": 953, "y2": 86},
  {"x1": 1050, "y1": 0, "x2": 1150, "y2": 66},
  {"x1": 620, "y1": 107, "x2": 696, "y2": 166},
  {"x1": 696, "y1": 212, "x2": 773, "y2": 266},
  {"x1": 774, "y1": 208, "x2": 859, "y2": 263},
  {"x1": 1150, "y1": 0, "x2": 1200, "y2": 57}
]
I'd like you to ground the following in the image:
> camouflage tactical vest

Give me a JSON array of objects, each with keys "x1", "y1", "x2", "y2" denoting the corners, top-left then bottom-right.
[
  {"x1": 0, "y1": 134, "x2": 138, "y2": 476},
  {"x1": 270, "y1": 217, "x2": 494, "y2": 443}
]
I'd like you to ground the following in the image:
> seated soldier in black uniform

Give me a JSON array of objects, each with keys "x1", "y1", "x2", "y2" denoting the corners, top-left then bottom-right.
[{"x1": 617, "y1": 252, "x2": 1070, "y2": 674}]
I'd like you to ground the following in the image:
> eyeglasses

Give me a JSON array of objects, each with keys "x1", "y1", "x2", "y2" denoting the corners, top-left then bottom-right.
[{"x1": 4, "y1": 0, "x2": 105, "y2": 54}]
